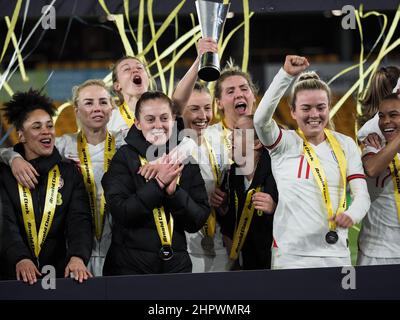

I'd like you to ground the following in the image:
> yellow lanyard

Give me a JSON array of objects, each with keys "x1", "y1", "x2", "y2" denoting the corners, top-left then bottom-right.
[
  {"x1": 389, "y1": 155, "x2": 400, "y2": 223},
  {"x1": 119, "y1": 101, "x2": 135, "y2": 127},
  {"x1": 296, "y1": 129, "x2": 347, "y2": 231},
  {"x1": 230, "y1": 186, "x2": 261, "y2": 260},
  {"x1": 221, "y1": 120, "x2": 232, "y2": 152},
  {"x1": 19, "y1": 165, "x2": 60, "y2": 257},
  {"x1": 221, "y1": 121, "x2": 234, "y2": 166},
  {"x1": 77, "y1": 131, "x2": 116, "y2": 240},
  {"x1": 203, "y1": 137, "x2": 223, "y2": 238},
  {"x1": 138, "y1": 155, "x2": 174, "y2": 247}
]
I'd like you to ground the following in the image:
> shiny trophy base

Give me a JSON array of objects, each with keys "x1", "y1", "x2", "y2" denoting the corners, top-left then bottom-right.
[{"x1": 198, "y1": 52, "x2": 220, "y2": 82}]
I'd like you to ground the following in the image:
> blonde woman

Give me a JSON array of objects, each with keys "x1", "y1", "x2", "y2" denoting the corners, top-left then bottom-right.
[{"x1": 254, "y1": 55, "x2": 370, "y2": 269}]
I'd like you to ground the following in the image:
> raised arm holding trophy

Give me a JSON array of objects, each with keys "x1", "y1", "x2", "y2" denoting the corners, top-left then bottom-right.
[{"x1": 196, "y1": 0, "x2": 230, "y2": 82}]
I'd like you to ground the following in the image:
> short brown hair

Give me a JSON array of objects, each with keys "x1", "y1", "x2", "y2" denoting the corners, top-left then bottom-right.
[{"x1": 135, "y1": 91, "x2": 174, "y2": 120}]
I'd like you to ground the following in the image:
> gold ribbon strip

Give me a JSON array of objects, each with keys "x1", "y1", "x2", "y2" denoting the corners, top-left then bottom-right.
[
  {"x1": 389, "y1": 155, "x2": 400, "y2": 223},
  {"x1": 139, "y1": 155, "x2": 174, "y2": 248},
  {"x1": 19, "y1": 165, "x2": 60, "y2": 258},
  {"x1": 230, "y1": 186, "x2": 261, "y2": 260},
  {"x1": 296, "y1": 129, "x2": 347, "y2": 231},
  {"x1": 203, "y1": 137, "x2": 223, "y2": 238},
  {"x1": 78, "y1": 131, "x2": 116, "y2": 240},
  {"x1": 119, "y1": 102, "x2": 135, "y2": 127}
]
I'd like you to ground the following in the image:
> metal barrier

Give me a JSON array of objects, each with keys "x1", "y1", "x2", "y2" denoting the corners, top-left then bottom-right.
[{"x1": 0, "y1": 264, "x2": 399, "y2": 300}]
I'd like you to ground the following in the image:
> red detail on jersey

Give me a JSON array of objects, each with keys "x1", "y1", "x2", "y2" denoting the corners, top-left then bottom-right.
[
  {"x1": 361, "y1": 152, "x2": 377, "y2": 159},
  {"x1": 297, "y1": 155, "x2": 304, "y2": 178},
  {"x1": 265, "y1": 127, "x2": 282, "y2": 149},
  {"x1": 347, "y1": 174, "x2": 366, "y2": 181},
  {"x1": 273, "y1": 238, "x2": 278, "y2": 248},
  {"x1": 297, "y1": 155, "x2": 311, "y2": 179},
  {"x1": 305, "y1": 162, "x2": 310, "y2": 179}
]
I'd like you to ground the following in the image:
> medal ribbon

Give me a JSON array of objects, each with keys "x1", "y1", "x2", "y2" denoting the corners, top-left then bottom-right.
[
  {"x1": 19, "y1": 165, "x2": 60, "y2": 257},
  {"x1": 221, "y1": 120, "x2": 234, "y2": 165},
  {"x1": 78, "y1": 131, "x2": 116, "y2": 240},
  {"x1": 203, "y1": 137, "x2": 223, "y2": 238},
  {"x1": 229, "y1": 186, "x2": 261, "y2": 260},
  {"x1": 119, "y1": 101, "x2": 135, "y2": 127},
  {"x1": 389, "y1": 155, "x2": 400, "y2": 223},
  {"x1": 139, "y1": 155, "x2": 174, "y2": 248},
  {"x1": 296, "y1": 128, "x2": 347, "y2": 231}
]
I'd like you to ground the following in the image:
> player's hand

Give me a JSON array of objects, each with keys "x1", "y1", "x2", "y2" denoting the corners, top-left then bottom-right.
[{"x1": 283, "y1": 55, "x2": 309, "y2": 76}]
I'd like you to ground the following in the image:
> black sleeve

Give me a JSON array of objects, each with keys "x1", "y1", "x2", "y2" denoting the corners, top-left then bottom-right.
[
  {"x1": 264, "y1": 162, "x2": 279, "y2": 207},
  {"x1": 164, "y1": 164, "x2": 210, "y2": 233},
  {"x1": 65, "y1": 165, "x2": 93, "y2": 264},
  {"x1": 0, "y1": 181, "x2": 33, "y2": 269},
  {"x1": 219, "y1": 167, "x2": 236, "y2": 239},
  {"x1": 101, "y1": 148, "x2": 165, "y2": 227}
]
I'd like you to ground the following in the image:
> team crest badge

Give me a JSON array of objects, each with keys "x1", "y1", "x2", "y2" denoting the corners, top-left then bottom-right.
[
  {"x1": 58, "y1": 177, "x2": 64, "y2": 190},
  {"x1": 57, "y1": 192, "x2": 63, "y2": 206}
]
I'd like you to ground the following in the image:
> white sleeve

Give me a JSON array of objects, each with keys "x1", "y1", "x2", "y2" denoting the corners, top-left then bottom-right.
[
  {"x1": 115, "y1": 131, "x2": 127, "y2": 149},
  {"x1": 173, "y1": 136, "x2": 198, "y2": 163},
  {"x1": 55, "y1": 135, "x2": 68, "y2": 160},
  {"x1": 344, "y1": 137, "x2": 370, "y2": 223},
  {"x1": 0, "y1": 147, "x2": 22, "y2": 166},
  {"x1": 357, "y1": 113, "x2": 384, "y2": 142},
  {"x1": 361, "y1": 144, "x2": 379, "y2": 157},
  {"x1": 346, "y1": 178, "x2": 370, "y2": 224},
  {"x1": 254, "y1": 68, "x2": 294, "y2": 148}
]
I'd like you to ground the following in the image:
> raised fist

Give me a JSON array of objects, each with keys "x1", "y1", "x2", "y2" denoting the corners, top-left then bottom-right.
[{"x1": 283, "y1": 55, "x2": 309, "y2": 76}]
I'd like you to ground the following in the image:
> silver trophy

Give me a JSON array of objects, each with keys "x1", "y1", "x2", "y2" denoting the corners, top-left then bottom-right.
[{"x1": 195, "y1": 0, "x2": 230, "y2": 82}]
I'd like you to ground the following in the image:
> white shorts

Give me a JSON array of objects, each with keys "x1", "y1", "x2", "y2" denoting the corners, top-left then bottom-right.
[
  {"x1": 189, "y1": 252, "x2": 231, "y2": 273},
  {"x1": 356, "y1": 251, "x2": 400, "y2": 266},
  {"x1": 272, "y1": 249, "x2": 351, "y2": 269}
]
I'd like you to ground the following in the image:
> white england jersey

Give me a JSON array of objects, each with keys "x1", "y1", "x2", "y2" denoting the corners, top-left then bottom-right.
[
  {"x1": 107, "y1": 107, "x2": 130, "y2": 137},
  {"x1": 359, "y1": 145, "x2": 400, "y2": 258},
  {"x1": 56, "y1": 132, "x2": 125, "y2": 276},
  {"x1": 204, "y1": 122, "x2": 232, "y2": 168},
  {"x1": 254, "y1": 67, "x2": 369, "y2": 259},
  {"x1": 357, "y1": 113, "x2": 384, "y2": 142},
  {"x1": 185, "y1": 135, "x2": 230, "y2": 271},
  {"x1": 268, "y1": 128, "x2": 365, "y2": 257}
]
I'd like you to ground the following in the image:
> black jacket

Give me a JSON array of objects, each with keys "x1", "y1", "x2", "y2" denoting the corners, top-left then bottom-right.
[
  {"x1": 0, "y1": 144, "x2": 93, "y2": 279},
  {"x1": 221, "y1": 148, "x2": 278, "y2": 270},
  {"x1": 101, "y1": 125, "x2": 210, "y2": 274}
]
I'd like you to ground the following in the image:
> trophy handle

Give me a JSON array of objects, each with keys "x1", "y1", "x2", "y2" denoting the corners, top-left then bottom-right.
[{"x1": 198, "y1": 52, "x2": 220, "y2": 82}]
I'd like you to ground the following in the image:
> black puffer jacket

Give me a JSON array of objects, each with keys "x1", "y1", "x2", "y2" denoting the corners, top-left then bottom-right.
[
  {"x1": 101, "y1": 125, "x2": 210, "y2": 274},
  {"x1": 0, "y1": 144, "x2": 93, "y2": 279}
]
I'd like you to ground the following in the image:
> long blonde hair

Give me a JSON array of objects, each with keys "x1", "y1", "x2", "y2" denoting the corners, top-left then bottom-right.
[{"x1": 72, "y1": 79, "x2": 113, "y2": 108}]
